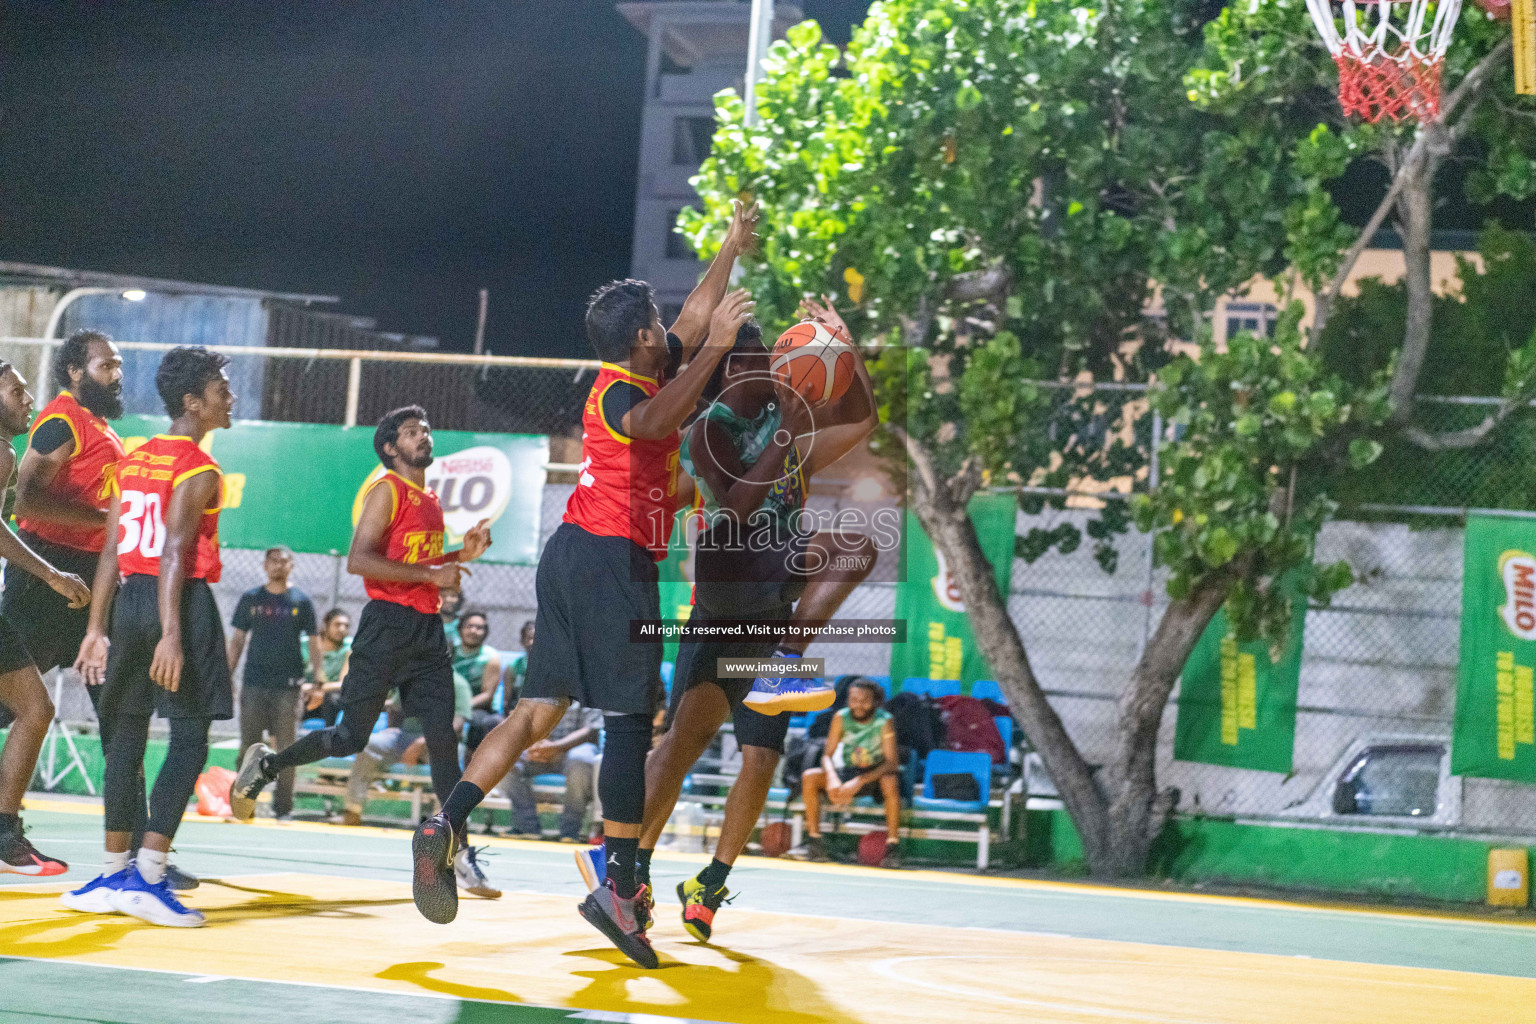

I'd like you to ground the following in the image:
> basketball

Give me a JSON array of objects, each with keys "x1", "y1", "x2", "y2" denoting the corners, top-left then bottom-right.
[
  {"x1": 858, "y1": 830, "x2": 890, "y2": 866},
  {"x1": 771, "y1": 319, "x2": 857, "y2": 405},
  {"x1": 759, "y1": 821, "x2": 794, "y2": 857}
]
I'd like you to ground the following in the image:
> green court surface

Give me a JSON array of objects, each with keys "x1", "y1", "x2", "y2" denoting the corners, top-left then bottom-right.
[{"x1": 2, "y1": 797, "x2": 1534, "y2": 1023}]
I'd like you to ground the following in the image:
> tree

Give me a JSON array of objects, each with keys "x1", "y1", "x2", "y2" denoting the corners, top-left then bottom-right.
[{"x1": 680, "y1": 0, "x2": 1527, "y2": 875}]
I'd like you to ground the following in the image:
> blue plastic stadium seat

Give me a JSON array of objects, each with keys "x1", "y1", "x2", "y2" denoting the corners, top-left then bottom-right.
[
  {"x1": 787, "y1": 713, "x2": 811, "y2": 731},
  {"x1": 532, "y1": 773, "x2": 566, "y2": 787},
  {"x1": 901, "y1": 677, "x2": 962, "y2": 699},
  {"x1": 970, "y1": 679, "x2": 1005, "y2": 704},
  {"x1": 993, "y1": 716, "x2": 1014, "y2": 756},
  {"x1": 372, "y1": 712, "x2": 390, "y2": 734},
  {"x1": 913, "y1": 749, "x2": 991, "y2": 813},
  {"x1": 767, "y1": 786, "x2": 791, "y2": 803},
  {"x1": 318, "y1": 756, "x2": 356, "y2": 769},
  {"x1": 300, "y1": 717, "x2": 327, "y2": 731}
]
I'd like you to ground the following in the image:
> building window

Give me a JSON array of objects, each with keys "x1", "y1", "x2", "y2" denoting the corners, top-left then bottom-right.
[
  {"x1": 664, "y1": 209, "x2": 695, "y2": 261},
  {"x1": 672, "y1": 116, "x2": 717, "y2": 166},
  {"x1": 1331, "y1": 744, "x2": 1444, "y2": 818},
  {"x1": 1224, "y1": 302, "x2": 1278, "y2": 341}
]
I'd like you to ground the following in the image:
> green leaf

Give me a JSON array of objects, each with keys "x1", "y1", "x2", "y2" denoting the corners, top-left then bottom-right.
[{"x1": 1347, "y1": 438, "x2": 1383, "y2": 469}]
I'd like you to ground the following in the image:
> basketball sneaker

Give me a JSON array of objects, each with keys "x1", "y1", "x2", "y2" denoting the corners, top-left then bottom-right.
[
  {"x1": 110, "y1": 866, "x2": 205, "y2": 927},
  {"x1": 0, "y1": 826, "x2": 67, "y2": 877},
  {"x1": 229, "y1": 742, "x2": 275, "y2": 821},
  {"x1": 61, "y1": 869, "x2": 129, "y2": 914},
  {"x1": 454, "y1": 844, "x2": 501, "y2": 899},
  {"x1": 574, "y1": 843, "x2": 607, "y2": 892},
  {"x1": 577, "y1": 880, "x2": 659, "y2": 969},
  {"x1": 412, "y1": 812, "x2": 459, "y2": 924},
  {"x1": 742, "y1": 653, "x2": 835, "y2": 714},
  {"x1": 677, "y1": 875, "x2": 733, "y2": 943}
]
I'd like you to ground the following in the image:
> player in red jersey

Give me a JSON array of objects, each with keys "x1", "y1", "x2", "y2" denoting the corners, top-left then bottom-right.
[
  {"x1": 65, "y1": 347, "x2": 235, "y2": 927},
  {"x1": 412, "y1": 203, "x2": 758, "y2": 966},
  {"x1": 0, "y1": 360, "x2": 92, "y2": 877},
  {"x1": 230, "y1": 405, "x2": 495, "y2": 893}
]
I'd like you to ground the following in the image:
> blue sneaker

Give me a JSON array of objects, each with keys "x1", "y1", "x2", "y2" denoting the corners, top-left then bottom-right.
[
  {"x1": 574, "y1": 842, "x2": 606, "y2": 892},
  {"x1": 742, "y1": 654, "x2": 835, "y2": 714},
  {"x1": 109, "y1": 866, "x2": 205, "y2": 927},
  {"x1": 60, "y1": 869, "x2": 130, "y2": 914}
]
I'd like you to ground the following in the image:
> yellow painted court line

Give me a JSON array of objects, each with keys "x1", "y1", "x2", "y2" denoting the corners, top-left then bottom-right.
[
  {"x1": 1, "y1": 872, "x2": 1532, "y2": 1024},
  {"x1": 24, "y1": 793, "x2": 1536, "y2": 932}
]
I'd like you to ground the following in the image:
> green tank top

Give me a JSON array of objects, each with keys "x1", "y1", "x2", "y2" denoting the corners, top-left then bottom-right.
[
  {"x1": 680, "y1": 401, "x2": 805, "y2": 528},
  {"x1": 832, "y1": 708, "x2": 892, "y2": 771},
  {"x1": 452, "y1": 642, "x2": 497, "y2": 688}
]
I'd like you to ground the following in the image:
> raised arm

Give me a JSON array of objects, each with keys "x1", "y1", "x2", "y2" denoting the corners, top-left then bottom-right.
[
  {"x1": 667, "y1": 200, "x2": 758, "y2": 353},
  {"x1": 797, "y1": 297, "x2": 879, "y2": 478},
  {"x1": 621, "y1": 289, "x2": 755, "y2": 441}
]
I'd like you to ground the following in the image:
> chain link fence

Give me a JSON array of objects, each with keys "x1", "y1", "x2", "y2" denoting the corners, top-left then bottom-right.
[{"x1": 9, "y1": 335, "x2": 1535, "y2": 838}]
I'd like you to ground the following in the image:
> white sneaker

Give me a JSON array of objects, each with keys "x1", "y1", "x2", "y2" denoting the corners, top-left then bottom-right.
[
  {"x1": 109, "y1": 866, "x2": 205, "y2": 927},
  {"x1": 60, "y1": 869, "x2": 130, "y2": 913},
  {"x1": 454, "y1": 845, "x2": 501, "y2": 899}
]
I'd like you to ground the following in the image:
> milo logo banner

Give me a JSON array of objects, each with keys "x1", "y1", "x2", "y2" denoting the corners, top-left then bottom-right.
[
  {"x1": 99, "y1": 417, "x2": 548, "y2": 565},
  {"x1": 1452, "y1": 514, "x2": 1536, "y2": 782},
  {"x1": 1173, "y1": 574, "x2": 1304, "y2": 773},
  {"x1": 888, "y1": 493, "x2": 1016, "y2": 687}
]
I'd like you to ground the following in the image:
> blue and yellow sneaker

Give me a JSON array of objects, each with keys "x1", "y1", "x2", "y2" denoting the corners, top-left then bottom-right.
[
  {"x1": 60, "y1": 868, "x2": 130, "y2": 914},
  {"x1": 742, "y1": 652, "x2": 835, "y2": 714},
  {"x1": 677, "y1": 874, "x2": 733, "y2": 943},
  {"x1": 574, "y1": 843, "x2": 606, "y2": 892},
  {"x1": 110, "y1": 866, "x2": 205, "y2": 927}
]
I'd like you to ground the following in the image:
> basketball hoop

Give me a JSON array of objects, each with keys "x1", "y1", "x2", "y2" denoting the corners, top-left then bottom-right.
[{"x1": 1304, "y1": 0, "x2": 1464, "y2": 122}]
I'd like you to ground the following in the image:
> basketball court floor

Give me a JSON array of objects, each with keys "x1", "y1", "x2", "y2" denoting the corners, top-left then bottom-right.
[{"x1": 2, "y1": 796, "x2": 1533, "y2": 1023}]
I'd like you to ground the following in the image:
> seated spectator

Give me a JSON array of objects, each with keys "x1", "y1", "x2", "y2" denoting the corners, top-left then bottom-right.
[
  {"x1": 797, "y1": 679, "x2": 902, "y2": 867},
  {"x1": 499, "y1": 620, "x2": 535, "y2": 710},
  {"x1": 341, "y1": 669, "x2": 473, "y2": 827},
  {"x1": 304, "y1": 608, "x2": 352, "y2": 727},
  {"x1": 501, "y1": 700, "x2": 601, "y2": 842},
  {"x1": 457, "y1": 610, "x2": 503, "y2": 756}
]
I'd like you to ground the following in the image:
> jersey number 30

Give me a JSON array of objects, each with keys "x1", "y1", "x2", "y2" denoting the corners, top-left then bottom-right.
[{"x1": 117, "y1": 490, "x2": 166, "y2": 558}]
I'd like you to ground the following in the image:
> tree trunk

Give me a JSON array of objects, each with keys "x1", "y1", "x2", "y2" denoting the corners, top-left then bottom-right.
[
  {"x1": 1097, "y1": 567, "x2": 1240, "y2": 875},
  {"x1": 895, "y1": 428, "x2": 1114, "y2": 867},
  {"x1": 1387, "y1": 157, "x2": 1436, "y2": 423}
]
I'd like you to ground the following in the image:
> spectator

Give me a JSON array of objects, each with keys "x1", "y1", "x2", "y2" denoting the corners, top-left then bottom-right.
[
  {"x1": 341, "y1": 669, "x2": 474, "y2": 827},
  {"x1": 304, "y1": 608, "x2": 352, "y2": 727},
  {"x1": 500, "y1": 620, "x2": 535, "y2": 710},
  {"x1": 502, "y1": 700, "x2": 601, "y2": 842},
  {"x1": 456, "y1": 610, "x2": 503, "y2": 756},
  {"x1": 439, "y1": 586, "x2": 464, "y2": 646},
  {"x1": 228, "y1": 547, "x2": 323, "y2": 821},
  {"x1": 797, "y1": 679, "x2": 902, "y2": 867}
]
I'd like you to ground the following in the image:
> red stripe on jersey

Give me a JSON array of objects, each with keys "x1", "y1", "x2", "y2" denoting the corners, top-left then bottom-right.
[
  {"x1": 563, "y1": 363, "x2": 682, "y2": 560},
  {"x1": 114, "y1": 436, "x2": 222, "y2": 582},
  {"x1": 363, "y1": 472, "x2": 446, "y2": 615},
  {"x1": 17, "y1": 391, "x2": 124, "y2": 552}
]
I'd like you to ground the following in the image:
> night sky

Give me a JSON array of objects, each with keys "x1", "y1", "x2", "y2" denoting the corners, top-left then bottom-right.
[{"x1": 1, "y1": 1, "x2": 872, "y2": 357}]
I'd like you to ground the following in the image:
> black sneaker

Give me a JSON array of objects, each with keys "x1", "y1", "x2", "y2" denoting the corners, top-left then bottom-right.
[
  {"x1": 412, "y1": 812, "x2": 459, "y2": 924},
  {"x1": 0, "y1": 826, "x2": 67, "y2": 877},
  {"x1": 804, "y1": 835, "x2": 829, "y2": 862},
  {"x1": 880, "y1": 842, "x2": 903, "y2": 869},
  {"x1": 578, "y1": 880, "x2": 659, "y2": 969},
  {"x1": 229, "y1": 742, "x2": 274, "y2": 821},
  {"x1": 164, "y1": 860, "x2": 200, "y2": 891}
]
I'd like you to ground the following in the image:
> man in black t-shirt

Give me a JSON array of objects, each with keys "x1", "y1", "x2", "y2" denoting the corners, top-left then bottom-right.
[{"x1": 227, "y1": 547, "x2": 322, "y2": 819}]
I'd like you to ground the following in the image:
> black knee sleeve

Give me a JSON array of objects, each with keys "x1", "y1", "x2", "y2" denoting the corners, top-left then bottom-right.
[
  {"x1": 598, "y1": 712, "x2": 652, "y2": 826},
  {"x1": 147, "y1": 718, "x2": 210, "y2": 840}
]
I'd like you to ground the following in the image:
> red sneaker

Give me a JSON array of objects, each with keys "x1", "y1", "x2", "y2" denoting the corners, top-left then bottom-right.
[{"x1": 0, "y1": 826, "x2": 68, "y2": 876}]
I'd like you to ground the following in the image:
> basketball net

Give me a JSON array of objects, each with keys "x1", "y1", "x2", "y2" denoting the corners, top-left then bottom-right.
[{"x1": 1304, "y1": 0, "x2": 1463, "y2": 122}]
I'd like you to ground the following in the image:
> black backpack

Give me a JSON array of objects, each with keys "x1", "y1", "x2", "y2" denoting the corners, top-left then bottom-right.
[{"x1": 885, "y1": 691, "x2": 943, "y2": 758}]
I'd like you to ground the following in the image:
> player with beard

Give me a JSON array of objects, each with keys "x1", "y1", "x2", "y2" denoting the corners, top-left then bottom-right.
[
  {"x1": 229, "y1": 406, "x2": 497, "y2": 896},
  {"x1": 0, "y1": 360, "x2": 92, "y2": 876}
]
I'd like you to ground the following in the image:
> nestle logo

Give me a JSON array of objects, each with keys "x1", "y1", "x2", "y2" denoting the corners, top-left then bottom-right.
[{"x1": 441, "y1": 457, "x2": 494, "y2": 474}]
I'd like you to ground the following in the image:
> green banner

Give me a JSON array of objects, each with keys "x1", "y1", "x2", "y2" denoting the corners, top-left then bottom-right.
[
  {"x1": 889, "y1": 493, "x2": 1016, "y2": 687},
  {"x1": 28, "y1": 416, "x2": 548, "y2": 565},
  {"x1": 1452, "y1": 514, "x2": 1536, "y2": 781},
  {"x1": 1173, "y1": 577, "x2": 1304, "y2": 773}
]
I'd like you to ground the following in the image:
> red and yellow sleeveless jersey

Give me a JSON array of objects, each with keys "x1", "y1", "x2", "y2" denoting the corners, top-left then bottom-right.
[
  {"x1": 114, "y1": 435, "x2": 222, "y2": 582},
  {"x1": 563, "y1": 362, "x2": 682, "y2": 560},
  {"x1": 17, "y1": 391, "x2": 124, "y2": 552},
  {"x1": 363, "y1": 471, "x2": 446, "y2": 615}
]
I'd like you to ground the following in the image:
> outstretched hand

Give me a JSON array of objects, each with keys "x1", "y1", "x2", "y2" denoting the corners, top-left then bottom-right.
[
  {"x1": 706, "y1": 288, "x2": 756, "y2": 348},
  {"x1": 722, "y1": 198, "x2": 760, "y2": 255},
  {"x1": 798, "y1": 294, "x2": 851, "y2": 341}
]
